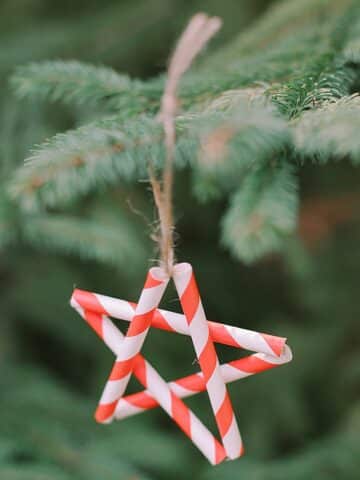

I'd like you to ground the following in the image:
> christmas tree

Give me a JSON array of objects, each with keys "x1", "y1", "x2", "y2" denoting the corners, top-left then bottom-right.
[{"x1": 1, "y1": 0, "x2": 360, "y2": 478}]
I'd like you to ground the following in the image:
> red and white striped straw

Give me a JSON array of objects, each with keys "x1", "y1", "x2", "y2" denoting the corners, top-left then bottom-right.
[
  {"x1": 115, "y1": 345, "x2": 292, "y2": 420},
  {"x1": 173, "y1": 262, "x2": 242, "y2": 460},
  {"x1": 72, "y1": 290, "x2": 285, "y2": 357},
  {"x1": 94, "y1": 267, "x2": 169, "y2": 423}
]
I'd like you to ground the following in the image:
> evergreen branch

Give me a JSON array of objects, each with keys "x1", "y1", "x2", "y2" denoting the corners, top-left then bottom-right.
[
  {"x1": 198, "y1": 100, "x2": 289, "y2": 170},
  {"x1": 269, "y1": 57, "x2": 355, "y2": 118},
  {"x1": 10, "y1": 97, "x2": 291, "y2": 208},
  {"x1": 10, "y1": 3, "x2": 358, "y2": 122},
  {"x1": 179, "y1": 41, "x2": 330, "y2": 106},
  {"x1": 8, "y1": 0, "x2": 360, "y2": 267},
  {"x1": 9, "y1": 115, "x2": 166, "y2": 208},
  {"x1": 193, "y1": 99, "x2": 290, "y2": 200},
  {"x1": 202, "y1": 87, "x2": 268, "y2": 113},
  {"x1": 186, "y1": 0, "x2": 358, "y2": 110},
  {"x1": 22, "y1": 213, "x2": 148, "y2": 270},
  {"x1": 221, "y1": 163, "x2": 298, "y2": 263},
  {"x1": 11, "y1": 61, "x2": 161, "y2": 113},
  {"x1": 293, "y1": 95, "x2": 360, "y2": 164}
]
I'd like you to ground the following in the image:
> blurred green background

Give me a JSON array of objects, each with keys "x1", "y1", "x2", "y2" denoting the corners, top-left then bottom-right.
[{"x1": 1, "y1": 1, "x2": 360, "y2": 479}]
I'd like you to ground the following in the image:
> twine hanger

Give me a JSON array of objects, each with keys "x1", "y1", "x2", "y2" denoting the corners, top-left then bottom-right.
[{"x1": 148, "y1": 13, "x2": 222, "y2": 275}]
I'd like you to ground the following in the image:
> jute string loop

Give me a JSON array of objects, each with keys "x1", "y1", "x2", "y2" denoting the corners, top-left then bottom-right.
[{"x1": 149, "y1": 13, "x2": 221, "y2": 275}]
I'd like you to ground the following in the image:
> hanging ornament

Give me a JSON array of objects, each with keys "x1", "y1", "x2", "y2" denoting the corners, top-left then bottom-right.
[{"x1": 69, "y1": 13, "x2": 293, "y2": 465}]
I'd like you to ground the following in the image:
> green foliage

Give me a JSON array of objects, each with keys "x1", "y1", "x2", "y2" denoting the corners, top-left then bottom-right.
[
  {"x1": 21, "y1": 213, "x2": 148, "y2": 271},
  {"x1": 196, "y1": 97, "x2": 290, "y2": 179},
  {"x1": 1, "y1": 365, "x2": 187, "y2": 480},
  {"x1": 192, "y1": 95, "x2": 291, "y2": 200},
  {"x1": 9, "y1": 0, "x2": 360, "y2": 263},
  {"x1": 222, "y1": 164, "x2": 298, "y2": 263},
  {"x1": 1, "y1": 1, "x2": 360, "y2": 479},
  {"x1": 200, "y1": 430, "x2": 360, "y2": 480},
  {"x1": 11, "y1": 61, "x2": 160, "y2": 114},
  {"x1": 270, "y1": 59, "x2": 356, "y2": 118},
  {"x1": 293, "y1": 94, "x2": 360, "y2": 164},
  {"x1": 9, "y1": 115, "x2": 165, "y2": 208}
]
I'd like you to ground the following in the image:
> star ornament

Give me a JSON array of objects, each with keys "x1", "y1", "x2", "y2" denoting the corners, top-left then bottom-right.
[{"x1": 70, "y1": 263, "x2": 293, "y2": 465}]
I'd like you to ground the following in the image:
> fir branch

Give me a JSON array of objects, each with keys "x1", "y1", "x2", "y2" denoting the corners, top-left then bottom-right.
[
  {"x1": 221, "y1": 163, "x2": 298, "y2": 263},
  {"x1": 9, "y1": 115, "x2": 166, "y2": 208},
  {"x1": 179, "y1": 14, "x2": 349, "y2": 110},
  {"x1": 9, "y1": 0, "x2": 360, "y2": 267},
  {"x1": 269, "y1": 57, "x2": 355, "y2": 118},
  {"x1": 11, "y1": 61, "x2": 161, "y2": 113},
  {"x1": 22, "y1": 213, "x2": 148, "y2": 270},
  {"x1": 293, "y1": 95, "x2": 360, "y2": 164},
  {"x1": 10, "y1": 98, "x2": 291, "y2": 208},
  {"x1": 179, "y1": 41, "x2": 329, "y2": 107},
  {"x1": 193, "y1": 99, "x2": 291, "y2": 200},
  {"x1": 202, "y1": 87, "x2": 268, "y2": 113}
]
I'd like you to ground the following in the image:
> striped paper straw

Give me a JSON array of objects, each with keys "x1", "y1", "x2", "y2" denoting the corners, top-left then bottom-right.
[{"x1": 173, "y1": 262, "x2": 243, "y2": 460}]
